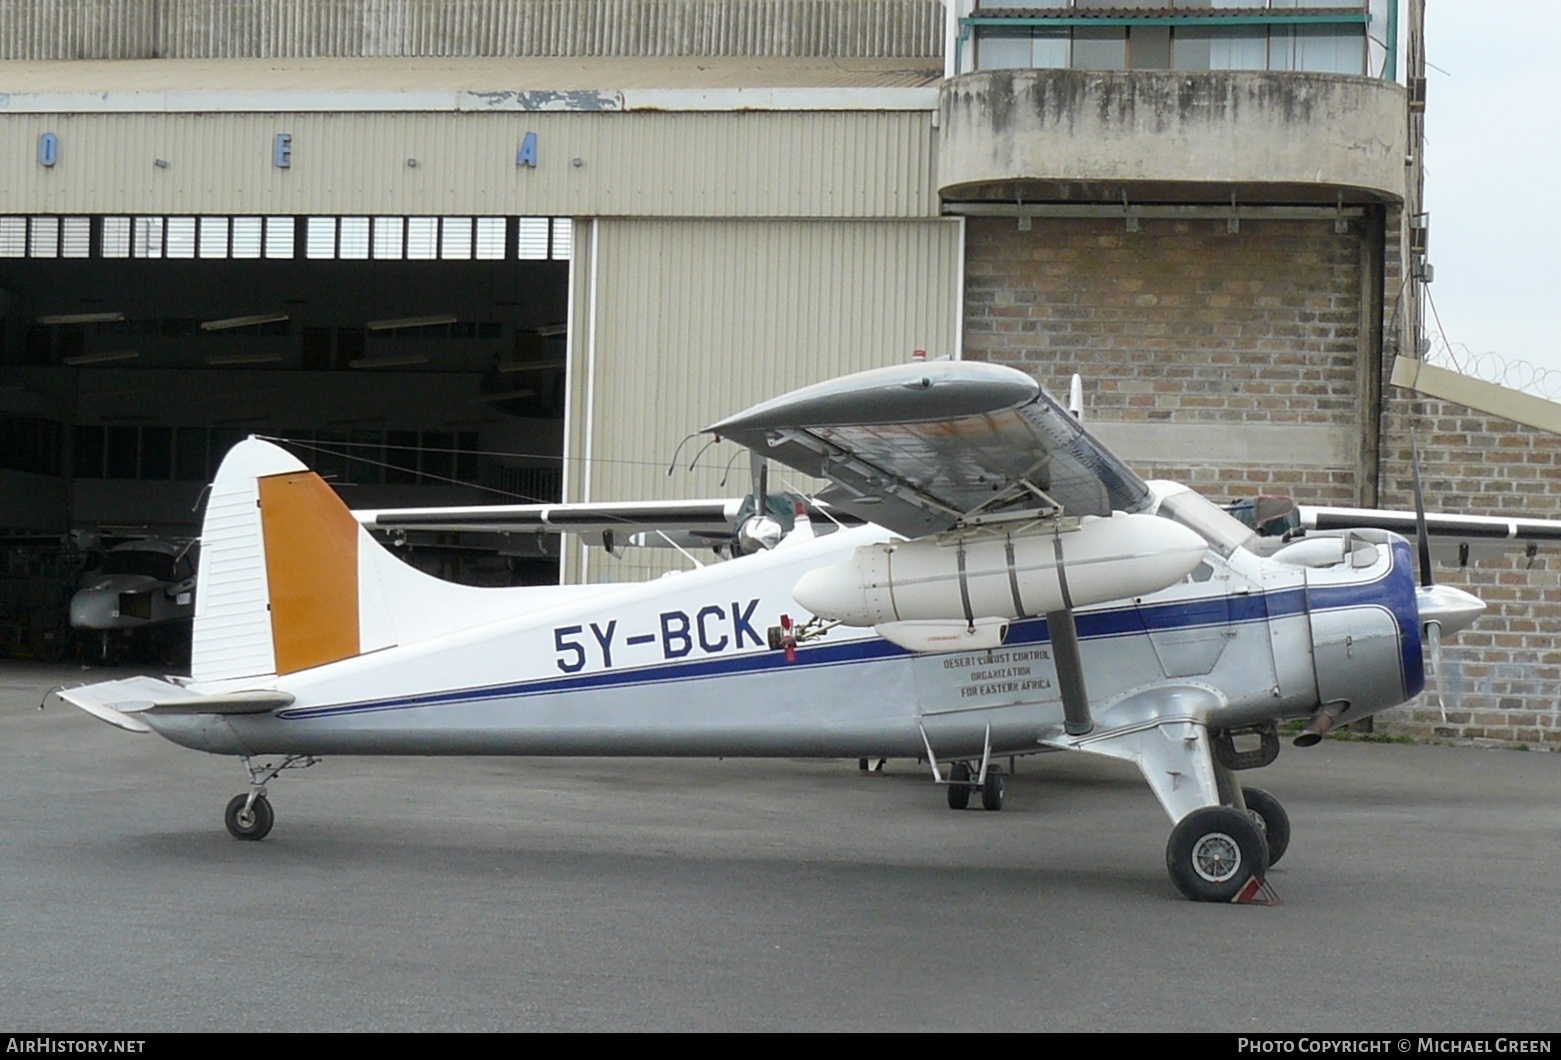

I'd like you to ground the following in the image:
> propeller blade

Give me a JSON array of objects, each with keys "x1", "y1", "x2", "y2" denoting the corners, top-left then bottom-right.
[
  {"x1": 751, "y1": 450, "x2": 769, "y2": 512},
  {"x1": 1410, "y1": 435, "x2": 1434, "y2": 588},
  {"x1": 1425, "y1": 619, "x2": 1446, "y2": 723},
  {"x1": 1415, "y1": 585, "x2": 1482, "y2": 727}
]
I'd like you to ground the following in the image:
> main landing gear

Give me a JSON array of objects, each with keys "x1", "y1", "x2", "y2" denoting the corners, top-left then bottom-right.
[
  {"x1": 223, "y1": 754, "x2": 319, "y2": 841},
  {"x1": 1164, "y1": 786, "x2": 1290, "y2": 903},
  {"x1": 1167, "y1": 806, "x2": 1268, "y2": 903},
  {"x1": 1240, "y1": 786, "x2": 1291, "y2": 868}
]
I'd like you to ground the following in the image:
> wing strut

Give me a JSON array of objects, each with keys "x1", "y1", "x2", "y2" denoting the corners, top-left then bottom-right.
[{"x1": 1047, "y1": 610, "x2": 1093, "y2": 737}]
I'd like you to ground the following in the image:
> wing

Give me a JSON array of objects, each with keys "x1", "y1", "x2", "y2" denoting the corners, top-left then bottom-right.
[
  {"x1": 703, "y1": 361, "x2": 1152, "y2": 538},
  {"x1": 1298, "y1": 506, "x2": 1561, "y2": 564},
  {"x1": 354, "y1": 498, "x2": 745, "y2": 540},
  {"x1": 352, "y1": 496, "x2": 857, "y2": 550}
]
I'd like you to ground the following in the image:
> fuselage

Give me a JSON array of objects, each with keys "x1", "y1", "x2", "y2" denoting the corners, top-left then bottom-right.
[{"x1": 144, "y1": 522, "x2": 1425, "y2": 760}]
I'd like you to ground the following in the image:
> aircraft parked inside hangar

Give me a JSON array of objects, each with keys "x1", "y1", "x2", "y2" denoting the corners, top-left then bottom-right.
[
  {"x1": 66, "y1": 536, "x2": 198, "y2": 662},
  {"x1": 53, "y1": 361, "x2": 1561, "y2": 902}
]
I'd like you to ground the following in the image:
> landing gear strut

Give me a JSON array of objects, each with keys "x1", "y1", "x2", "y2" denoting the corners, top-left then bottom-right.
[{"x1": 223, "y1": 754, "x2": 319, "y2": 841}]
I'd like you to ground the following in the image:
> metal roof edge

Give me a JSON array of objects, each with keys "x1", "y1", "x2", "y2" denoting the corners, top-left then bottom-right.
[{"x1": 0, "y1": 86, "x2": 939, "y2": 114}]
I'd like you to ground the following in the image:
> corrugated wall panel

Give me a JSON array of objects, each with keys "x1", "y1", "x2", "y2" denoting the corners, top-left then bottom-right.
[
  {"x1": 0, "y1": 1, "x2": 943, "y2": 59},
  {"x1": 0, "y1": 0, "x2": 152, "y2": 59},
  {"x1": 564, "y1": 217, "x2": 962, "y2": 582},
  {"x1": 0, "y1": 111, "x2": 936, "y2": 219}
]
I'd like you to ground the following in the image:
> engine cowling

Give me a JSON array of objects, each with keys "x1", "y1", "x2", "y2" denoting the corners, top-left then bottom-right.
[{"x1": 792, "y1": 512, "x2": 1208, "y2": 626}]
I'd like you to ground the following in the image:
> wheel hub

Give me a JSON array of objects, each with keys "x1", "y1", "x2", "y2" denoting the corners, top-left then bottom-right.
[{"x1": 1192, "y1": 832, "x2": 1241, "y2": 883}]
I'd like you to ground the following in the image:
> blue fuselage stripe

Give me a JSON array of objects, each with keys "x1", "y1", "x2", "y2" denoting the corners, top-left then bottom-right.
[{"x1": 279, "y1": 551, "x2": 1421, "y2": 721}]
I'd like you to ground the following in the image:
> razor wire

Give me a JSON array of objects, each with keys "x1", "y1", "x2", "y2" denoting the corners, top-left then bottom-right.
[{"x1": 1421, "y1": 336, "x2": 1561, "y2": 403}]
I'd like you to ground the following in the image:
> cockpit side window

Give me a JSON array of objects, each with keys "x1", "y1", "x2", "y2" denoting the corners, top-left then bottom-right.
[{"x1": 1157, "y1": 489, "x2": 1258, "y2": 558}]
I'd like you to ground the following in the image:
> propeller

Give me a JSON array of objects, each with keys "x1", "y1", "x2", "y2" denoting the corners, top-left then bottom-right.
[
  {"x1": 1413, "y1": 435, "x2": 1455, "y2": 721},
  {"x1": 1408, "y1": 435, "x2": 1485, "y2": 723},
  {"x1": 1409, "y1": 434, "x2": 1444, "y2": 721},
  {"x1": 735, "y1": 451, "x2": 783, "y2": 554}
]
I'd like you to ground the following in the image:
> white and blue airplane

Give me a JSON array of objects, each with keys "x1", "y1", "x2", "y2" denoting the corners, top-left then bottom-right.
[{"x1": 55, "y1": 360, "x2": 1552, "y2": 902}]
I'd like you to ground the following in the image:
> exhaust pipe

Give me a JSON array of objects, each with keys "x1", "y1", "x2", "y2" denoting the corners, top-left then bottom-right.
[{"x1": 1294, "y1": 702, "x2": 1346, "y2": 748}]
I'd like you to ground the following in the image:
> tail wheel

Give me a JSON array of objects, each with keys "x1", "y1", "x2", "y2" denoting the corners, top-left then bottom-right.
[
  {"x1": 1240, "y1": 787, "x2": 1291, "y2": 867},
  {"x1": 947, "y1": 762, "x2": 972, "y2": 810},
  {"x1": 224, "y1": 793, "x2": 275, "y2": 841},
  {"x1": 1166, "y1": 806, "x2": 1269, "y2": 902}
]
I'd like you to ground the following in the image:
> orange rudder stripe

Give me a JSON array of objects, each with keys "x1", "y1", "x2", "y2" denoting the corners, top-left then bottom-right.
[{"x1": 258, "y1": 471, "x2": 360, "y2": 675}]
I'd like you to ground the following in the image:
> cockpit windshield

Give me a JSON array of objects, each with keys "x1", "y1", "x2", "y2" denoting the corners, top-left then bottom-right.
[
  {"x1": 1154, "y1": 486, "x2": 1257, "y2": 558},
  {"x1": 101, "y1": 549, "x2": 178, "y2": 581}
]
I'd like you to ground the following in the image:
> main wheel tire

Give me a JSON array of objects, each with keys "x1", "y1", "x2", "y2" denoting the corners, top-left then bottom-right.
[
  {"x1": 981, "y1": 768, "x2": 1005, "y2": 812},
  {"x1": 1241, "y1": 787, "x2": 1291, "y2": 867},
  {"x1": 1166, "y1": 806, "x2": 1270, "y2": 902},
  {"x1": 225, "y1": 793, "x2": 274, "y2": 841},
  {"x1": 947, "y1": 762, "x2": 971, "y2": 810}
]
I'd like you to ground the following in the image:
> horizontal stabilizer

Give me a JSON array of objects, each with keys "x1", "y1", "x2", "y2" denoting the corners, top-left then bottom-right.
[
  {"x1": 55, "y1": 676, "x2": 292, "y2": 732},
  {"x1": 121, "y1": 690, "x2": 295, "y2": 716}
]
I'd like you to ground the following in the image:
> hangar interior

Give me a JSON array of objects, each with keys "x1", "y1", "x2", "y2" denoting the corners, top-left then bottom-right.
[
  {"x1": 0, "y1": 212, "x2": 574, "y2": 653},
  {"x1": 1, "y1": 212, "x2": 572, "y2": 518}
]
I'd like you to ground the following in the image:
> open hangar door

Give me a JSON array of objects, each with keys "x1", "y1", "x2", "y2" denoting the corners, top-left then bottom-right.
[{"x1": 0, "y1": 213, "x2": 572, "y2": 661}]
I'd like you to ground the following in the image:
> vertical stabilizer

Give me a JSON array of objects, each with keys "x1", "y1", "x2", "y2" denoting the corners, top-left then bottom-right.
[
  {"x1": 191, "y1": 439, "x2": 300, "y2": 681},
  {"x1": 192, "y1": 439, "x2": 365, "y2": 682},
  {"x1": 192, "y1": 437, "x2": 573, "y2": 685}
]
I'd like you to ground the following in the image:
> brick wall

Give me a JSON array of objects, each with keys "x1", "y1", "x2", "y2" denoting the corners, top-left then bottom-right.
[
  {"x1": 962, "y1": 213, "x2": 1561, "y2": 749},
  {"x1": 963, "y1": 214, "x2": 1367, "y2": 502}
]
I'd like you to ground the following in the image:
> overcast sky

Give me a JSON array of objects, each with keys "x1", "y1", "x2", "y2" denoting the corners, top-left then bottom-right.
[{"x1": 1422, "y1": 1, "x2": 1561, "y2": 386}]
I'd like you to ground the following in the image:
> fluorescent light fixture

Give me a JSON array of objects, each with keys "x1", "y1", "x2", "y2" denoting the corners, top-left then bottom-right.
[
  {"x1": 349, "y1": 354, "x2": 430, "y2": 369},
  {"x1": 83, "y1": 387, "x2": 151, "y2": 398},
  {"x1": 535, "y1": 323, "x2": 568, "y2": 338},
  {"x1": 205, "y1": 352, "x2": 286, "y2": 366},
  {"x1": 201, "y1": 312, "x2": 290, "y2": 331},
  {"x1": 62, "y1": 349, "x2": 139, "y2": 366},
  {"x1": 38, "y1": 311, "x2": 125, "y2": 325},
  {"x1": 479, "y1": 386, "x2": 537, "y2": 401},
  {"x1": 496, "y1": 358, "x2": 565, "y2": 374},
  {"x1": 366, "y1": 314, "x2": 456, "y2": 331}
]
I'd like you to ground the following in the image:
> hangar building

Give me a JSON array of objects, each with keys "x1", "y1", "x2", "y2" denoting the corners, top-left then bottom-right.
[{"x1": 0, "y1": 0, "x2": 1555, "y2": 747}]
